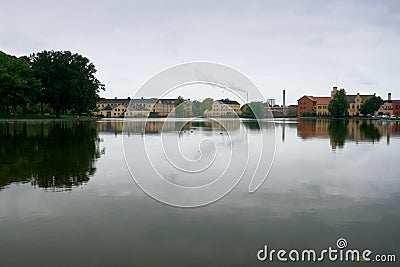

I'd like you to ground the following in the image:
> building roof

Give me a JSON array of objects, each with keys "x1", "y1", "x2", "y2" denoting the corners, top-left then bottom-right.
[
  {"x1": 297, "y1": 95, "x2": 317, "y2": 102},
  {"x1": 298, "y1": 95, "x2": 331, "y2": 104},
  {"x1": 346, "y1": 94, "x2": 374, "y2": 103},
  {"x1": 158, "y1": 99, "x2": 175, "y2": 105},
  {"x1": 312, "y1": 97, "x2": 331, "y2": 105},
  {"x1": 98, "y1": 98, "x2": 130, "y2": 104},
  {"x1": 129, "y1": 98, "x2": 158, "y2": 104},
  {"x1": 217, "y1": 99, "x2": 240, "y2": 105}
]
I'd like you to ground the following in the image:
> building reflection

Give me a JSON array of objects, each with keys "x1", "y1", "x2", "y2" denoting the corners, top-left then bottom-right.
[
  {"x1": 97, "y1": 119, "x2": 242, "y2": 135},
  {"x1": 0, "y1": 122, "x2": 101, "y2": 190},
  {"x1": 297, "y1": 119, "x2": 400, "y2": 149}
]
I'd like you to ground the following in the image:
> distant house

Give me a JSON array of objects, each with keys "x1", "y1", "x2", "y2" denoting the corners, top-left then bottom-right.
[
  {"x1": 204, "y1": 99, "x2": 242, "y2": 117},
  {"x1": 330, "y1": 86, "x2": 374, "y2": 116},
  {"x1": 96, "y1": 97, "x2": 193, "y2": 118},
  {"x1": 393, "y1": 100, "x2": 400, "y2": 117},
  {"x1": 375, "y1": 93, "x2": 400, "y2": 116},
  {"x1": 346, "y1": 94, "x2": 374, "y2": 116},
  {"x1": 297, "y1": 95, "x2": 330, "y2": 116},
  {"x1": 298, "y1": 87, "x2": 377, "y2": 117},
  {"x1": 94, "y1": 98, "x2": 130, "y2": 117}
]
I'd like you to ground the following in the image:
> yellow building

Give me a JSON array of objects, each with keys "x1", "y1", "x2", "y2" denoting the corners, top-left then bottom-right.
[
  {"x1": 97, "y1": 98, "x2": 193, "y2": 118},
  {"x1": 204, "y1": 99, "x2": 242, "y2": 117},
  {"x1": 331, "y1": 87, "x2": 374, "y2": 116},
  {"x1": 93, "y1": 98, "x2": 130, "y2": 117},
  {"x1": 375, "y1": 93, "x2": 393, "y2": 116},
  {"x1": 315, "y1": 97, "x2": 331, "y2": 116}
]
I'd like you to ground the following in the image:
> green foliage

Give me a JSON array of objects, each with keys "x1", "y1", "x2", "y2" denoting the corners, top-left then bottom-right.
[
  {"x1": 191, "y1": 100, "x2": 201, "y2": 116},
  {"x1": 30, "y1": 50, "x2": 104, "y2": 117},
  {"x1": 359, "y1": 96, "x2": 383, "y2": 116},
  {"x1": 174, "y1": 96, "x2": 186, "y2": 117},
  {"x1": 241, "y1": 101, "x2": 265, "y2": 118},
  {"x1": 328, "y1": 89, "x2": 348, "y2": 117},
  {"x1": 300, "y1": 110, "x2": 316, "y2": 117},
  {"x1": 0, "y1": 51, "x2": 41, "y2": 117},
  {"x1": 287, "y1": 107, "x2": 297, "y2": 117},
  {"x1": 199, "y1": 98, "x2": 214, "y2": 115}
]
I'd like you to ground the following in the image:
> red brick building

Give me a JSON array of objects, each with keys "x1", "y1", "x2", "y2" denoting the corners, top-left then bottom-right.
[
  {"x1": 393, "y1": 100, "x2": 400, "y2": 116},
  {"x1": 297, "y1": 96, "x2": 331, "y2": 116},
  {"x1": 297, "y1": 96, "x2": 316, "y2": 116}
]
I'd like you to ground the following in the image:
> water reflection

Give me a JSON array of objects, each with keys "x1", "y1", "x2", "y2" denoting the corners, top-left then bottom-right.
[
  {"x1": 98, "y1": 119, "x2": 242, "y2": 135},
  {"x1": 0, "y1": 122, "x2": 101, "y2": 190},
  {"x1": 297, "y1": 119, "x2": 400, "y2": 149}
]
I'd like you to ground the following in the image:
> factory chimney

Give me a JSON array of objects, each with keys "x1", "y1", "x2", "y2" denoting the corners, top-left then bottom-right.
[{"x1": 283, "y1": 89, "x2": 286, "y2": 107}]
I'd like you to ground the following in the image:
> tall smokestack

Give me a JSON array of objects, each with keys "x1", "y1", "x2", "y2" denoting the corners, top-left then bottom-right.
[
  {"x1": 388, "y1": 92, "x2": 392, "y2": 101},
  {"x1": 283, "y1": 89, "x2": 286, "y2": 107}
]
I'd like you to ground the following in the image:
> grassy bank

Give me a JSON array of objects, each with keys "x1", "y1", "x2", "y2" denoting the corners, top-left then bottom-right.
[{"x1": 0, "y1": 114, "x2": 100, "y2": 122}]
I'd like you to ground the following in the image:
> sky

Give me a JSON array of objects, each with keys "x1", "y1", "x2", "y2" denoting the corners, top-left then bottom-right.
[{"x1": 1, "y1": 0, "x2": 400, "y2": 105}]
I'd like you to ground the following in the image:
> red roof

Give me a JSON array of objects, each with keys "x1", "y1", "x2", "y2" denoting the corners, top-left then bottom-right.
[
  {"x1": 298, "y1": 95, "x2": 331, "y2": 105},
  {"x1": 312, "y1": 97, "x2": 331, "y2": 105}
]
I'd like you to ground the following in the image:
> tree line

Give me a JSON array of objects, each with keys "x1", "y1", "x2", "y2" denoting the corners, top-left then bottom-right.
[
  {"x1": 328, "y1": 89, "x2": 383, "y2": 117},
  {"x1": 0, "y1": 50, "x2": 104, "y2": 118}
]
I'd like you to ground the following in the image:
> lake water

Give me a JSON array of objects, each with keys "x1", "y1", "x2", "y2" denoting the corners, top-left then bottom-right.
[{"x1": 0, "y1": 118, "x2": 399, "y2": 266}]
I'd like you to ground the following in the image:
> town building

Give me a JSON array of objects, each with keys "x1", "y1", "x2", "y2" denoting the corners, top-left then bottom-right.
[
  {"x1": 375, "y1": 93, "x2": 400, "y2": 117},
  {"x1": 268, "y1": 106, "x2": 290, "y2": 117},
  {"x1": 96, "y1": 97, "x2": 192, "y2": 118},
  {"x1": 204, "y1": 99, "x2": 242, "y2": 117},
  {"x1": 393, "y1": 100, "x2": 400, "y2": 117},
  {"x1": 298, "y1": 87, "x2": 378, "y2": 117},
  {"x1": 297, "y1": 95, "x2": 330, "y2": 116},
  {"x1": 94, "y1": 98, "x2": 130, "y2": 117}
]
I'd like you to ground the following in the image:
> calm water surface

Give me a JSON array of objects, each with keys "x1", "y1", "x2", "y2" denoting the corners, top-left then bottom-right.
[{"x1": 0, "y1": 118, "x2": 399, "y2": 266}]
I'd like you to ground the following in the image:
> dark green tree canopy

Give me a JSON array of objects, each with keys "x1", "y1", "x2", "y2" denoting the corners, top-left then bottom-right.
[
  {"x1": 328, "y1": 89, "x2": 348, "y2": 117},
  {"x1": 241, "y1": 101, "x2": 265, "y2": 118},
  {"x1": 0, "y1": 51, "x2": 41, "y2": 117},
  {"x1": 30, "y1": 50, "x2": 104, "y2": 117},
  {"x1": 359, "y1": 95, "x2": 383, "y2": 116}
]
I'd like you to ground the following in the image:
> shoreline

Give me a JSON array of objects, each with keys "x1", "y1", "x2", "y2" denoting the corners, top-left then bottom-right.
[{"x1": 0, "y1": 117, "x2": 101, "y2": 123}]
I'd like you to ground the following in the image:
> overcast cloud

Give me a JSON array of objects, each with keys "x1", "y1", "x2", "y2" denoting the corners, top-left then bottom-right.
[{"x1": 1, "y1": 0, "x2": 400, "y2": 104}]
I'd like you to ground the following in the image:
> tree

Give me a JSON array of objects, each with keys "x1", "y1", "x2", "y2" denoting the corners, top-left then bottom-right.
[
  {"x1": 359, "y1": 95, "x2": 383, "y2": 116},
  {"x1": 199, "y1": 98, "x2": 214, "y2": 115},
  {"x1": 192, "y1": 100, "x2": 201, "y2": 116},
  {"x1": 287, "y1": 107, "x2": 297, "y2": 117},
  {"x1": 30, "y1": 50, "x2": 104, "y2": 118},
  {"x1": 174, "y1": 96, "x2": 185, "y2": 117},
  {"x1": 0, "y1": 51, "x2": 41, "y2": 117},
  {"x1": 241, "y1": 101, "x2": 265, "y2": 118},
  {"x1": 328, "y1": 89, "x2": 348, "y2": 117}
]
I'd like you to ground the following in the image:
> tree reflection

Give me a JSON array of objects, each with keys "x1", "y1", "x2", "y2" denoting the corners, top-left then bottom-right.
[
  {"x1": 0, "y1": 122, "x2": 101, "y2": 190},
  {"x1": 328, "y1": 119, "x2": 349, "y2": 149},
  {"x1": 359, "y1": 121, "x2": 381, "y2": 142}
]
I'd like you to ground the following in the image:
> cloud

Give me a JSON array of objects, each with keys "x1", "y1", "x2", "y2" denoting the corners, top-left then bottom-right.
[{"x1": 1, "y1": 0, "x2": 399, "y2": 104}]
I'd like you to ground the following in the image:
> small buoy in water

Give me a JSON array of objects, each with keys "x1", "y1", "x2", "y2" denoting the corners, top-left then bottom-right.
[{"x1": 190, "y1": 130, "x2": 193, "y2": 133}]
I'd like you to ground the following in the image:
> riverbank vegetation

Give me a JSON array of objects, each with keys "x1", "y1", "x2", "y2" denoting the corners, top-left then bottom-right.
[{"x1": 0, "y1": 50, "x2": 104, "y2": 118}]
